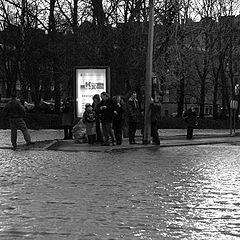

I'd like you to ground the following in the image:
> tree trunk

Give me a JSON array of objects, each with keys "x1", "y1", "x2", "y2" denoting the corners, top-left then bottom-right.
[
  {"x1": 73, "y1": 0, "x2": 78, "y2": 34},
  {"x1": 48, "y1": 0, "x2": 61, "y2": 112},
  {"x1": 213, "y1": 78, "x2": 218, "y2": 119},
  {"x1": 177, "y1": 76, "x2": 184, "y2": 117},
  {"x1": 199, "y1": 77, "x2": 205, "y2": 118},
  {"x1": 91, "y1": 0, "x2": 105, "y2": 26},
  {"x1": 220, "y1": 62, "x2": 227, "y2": 118}
]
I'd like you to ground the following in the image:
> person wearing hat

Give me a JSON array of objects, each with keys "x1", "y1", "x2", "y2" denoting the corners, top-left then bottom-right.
[
  {"x1": 82, "y1": 103, "x2": 97, "y2": 144},
  {"x1": 2, "y1": 93, "x2": 34, "y2": 150}
]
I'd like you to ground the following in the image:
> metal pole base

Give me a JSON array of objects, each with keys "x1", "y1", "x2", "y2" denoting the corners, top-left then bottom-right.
[{"x1": 142, "y1": 140, "x2": 151, "y2": 145}]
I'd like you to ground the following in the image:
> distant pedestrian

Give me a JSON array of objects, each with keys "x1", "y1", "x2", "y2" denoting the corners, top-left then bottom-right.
[
  {"x1": 151, "y1": 98, "x2": 161, "y2": 145},
  {"x1": 83, "y1": 103, "x2": 96, "y2": 144},
  {"x1": 92, "y1": 94, "x2": 103, "y2": 144},
  {"x1": 61, "y1": 96, "x2": 74, "y2": 139},
  {"x1": 98, "y1": 92, "x2": 115, "y2": 146},
  {"x1": 183, "y1": 107, "x2": 198, "y2": 139},
  {"x1": 112, "y1": 95, "x2": 126, "y2": 145},
  {"x1": 126, "y1": 91, "x2": 141, "y2": 144},
  {"x1": 2, "y1": 93, "x2": 34, "y2": 150}
]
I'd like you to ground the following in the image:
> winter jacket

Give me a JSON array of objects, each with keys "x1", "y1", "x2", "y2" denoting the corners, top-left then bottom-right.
[
  {"x1": 126, "y1": 97, "x2": 140, "y2": 123},
  {"x1": 83, "y1": 110, "x2": 96, "y2": 123},
  {"x1": 113, "y1": 102, "x2": 125, "y2": 129},
  {"x1": 151, "y1": 102, "x2": 161, "y2": 123},
  {"x1": 61, "y1": 101, "x2": 74, "y2": 126},
  {"x1": 3, "y1": 99, "x2": 26, "y2": 119},
  {"x1": 98, "y1": 99, "x2": 115, "y2": 123},
  {"x1": 183, "y1": 108, "x2": 197, "y2": 128},
  {"x1": 83, "y1": 110, "x2": 96, "y2": 135}
]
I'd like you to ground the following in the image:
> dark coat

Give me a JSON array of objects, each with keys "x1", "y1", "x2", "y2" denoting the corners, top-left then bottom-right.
[
  {"x1": 98, "y1": 98, "x2": 115, "y2": 123},
  {"x1": 83, "y1": 110, "x2": 96, "y2": 135},
  {"x1": 113, "y1": 102, "x2": 125, "y2": 129},
  {"x1": 127, "y1": 97, "x2": 140, "y2": 123},
  {"x1": 151, "y1": 102, "x2": 161, "y2": 123},
  {"x1": 3, "y1": 99, "x2": 26, "y2": 119},
  {"x1": 61, "y1": 101, "x2": 74, "y2": 126},
  {"x1": 92, "y1": 101, "x2": 101, "y2": 118},
  {"x1": 183, "y1": 108, "x2": 197, "y2": 128}
]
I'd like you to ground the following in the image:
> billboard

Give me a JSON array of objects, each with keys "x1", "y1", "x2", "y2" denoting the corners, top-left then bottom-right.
[{"x1": 75, "y1": 67, "x2": 110, "y2": 118}]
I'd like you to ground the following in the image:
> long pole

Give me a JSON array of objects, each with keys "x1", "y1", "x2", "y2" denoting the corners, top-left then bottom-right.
[
  {"x1": 230, "y1": 108, "x2": 232, "y2": 135},
  {"x1": 233, "y1": 109, "x2": 236, "y2": 134},
  {"x1": 143, "y1": 0, "x2": 154, "y2": 144}
]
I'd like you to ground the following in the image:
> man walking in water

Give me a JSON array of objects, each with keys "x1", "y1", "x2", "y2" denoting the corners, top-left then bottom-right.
[{"x1": 3, "y1": 93, "x2": 34, "y2": 150}]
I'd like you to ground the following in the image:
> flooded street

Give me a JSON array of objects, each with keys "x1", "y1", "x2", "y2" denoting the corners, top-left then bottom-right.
[{"x1": 0, "y1": 143, "x2": 240, "y2": 239}]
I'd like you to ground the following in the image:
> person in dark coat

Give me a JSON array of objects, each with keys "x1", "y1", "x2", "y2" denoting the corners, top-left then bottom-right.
[
  {"x1": 98, "y1": 92, "x2": 115, "y2": 146},
  {"x1": 183, "y1": 107, "x2": 198, "y2": 139},
  {"x1": 112, "y1": 95, "x2": 126, "y2": 145},
  {"x1": 61, "y1": 96, "x2": 74, "y2": 139},
  {"x1": 151, "y1": 98, "x2": 161, "y2": 145},
  {"x1": 92, "y1": 94, "x2": 103, "y2": 143},
  {"x1": 126, "y1": 91, "x2": 140, "y2": 144},
  {"x1": 2, "y1": 93, "x2": 33, "y2": 150}
]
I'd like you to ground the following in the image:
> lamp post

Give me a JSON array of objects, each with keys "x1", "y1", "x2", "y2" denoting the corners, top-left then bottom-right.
[{"x1": 143, "y1": 0, "x2": 154, "y2": 144}]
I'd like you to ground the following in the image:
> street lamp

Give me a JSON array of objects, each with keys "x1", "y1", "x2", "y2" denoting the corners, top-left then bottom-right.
[{"x1": 143, "y1": 0, "x2": 154, "y2": 144}]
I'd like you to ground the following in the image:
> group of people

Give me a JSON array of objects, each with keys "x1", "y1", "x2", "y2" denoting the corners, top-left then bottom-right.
[
  {"x1": 70, "y1": 91, "x2": 198, "y2": 145},
  {"x1": 78, "y1": 90, "x2": 162, "y2": 146},
  {"x1": 2, "y1": 90, "x2": 198, "y2": 151},
  {"x1": 81, "y1": 91, "x2": 142, "y2": 146}
]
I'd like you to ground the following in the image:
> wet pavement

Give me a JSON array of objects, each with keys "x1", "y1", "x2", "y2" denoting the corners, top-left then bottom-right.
[
  {"x1": 0, "y1": 129, "x2": 240, "y2": 239},
  {"x1": 0, "y1": 128, "x2": 236, "y2": 151}
]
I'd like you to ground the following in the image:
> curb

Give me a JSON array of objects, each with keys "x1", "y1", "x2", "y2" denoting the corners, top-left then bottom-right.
[
  {"x1": 43, "y1": 139, "x2": 60, "y2": 150},
  {"x1": 45, "y1": 136, "x2": 240, "y2": 153},
  {"x1": 4, "y1": 134, "x2": 239, "y2": 152}
]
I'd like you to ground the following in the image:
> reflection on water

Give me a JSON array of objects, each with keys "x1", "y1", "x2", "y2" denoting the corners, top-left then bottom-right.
[{"x1": 0, "y1": 145, "x2": 240, "y2": 239}]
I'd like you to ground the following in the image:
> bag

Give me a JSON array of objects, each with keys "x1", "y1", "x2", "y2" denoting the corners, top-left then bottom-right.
[{"x1": 72, "y1": 119, "x2": 87, "y2": 143}]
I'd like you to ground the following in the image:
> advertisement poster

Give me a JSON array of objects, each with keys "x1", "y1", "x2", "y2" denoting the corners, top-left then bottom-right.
[{"x1": 75, "y1": 67, "x2": 109, "y2": 118}]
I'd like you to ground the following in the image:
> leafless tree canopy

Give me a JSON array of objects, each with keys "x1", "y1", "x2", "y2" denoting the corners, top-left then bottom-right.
[{"x1": 0, "y1": 0, "x2": 239, "y2": 117}]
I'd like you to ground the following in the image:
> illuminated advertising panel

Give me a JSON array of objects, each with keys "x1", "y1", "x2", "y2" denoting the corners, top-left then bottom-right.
[{"x1": 75, "y1": 67, "x2": 110, "y2": 118}]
